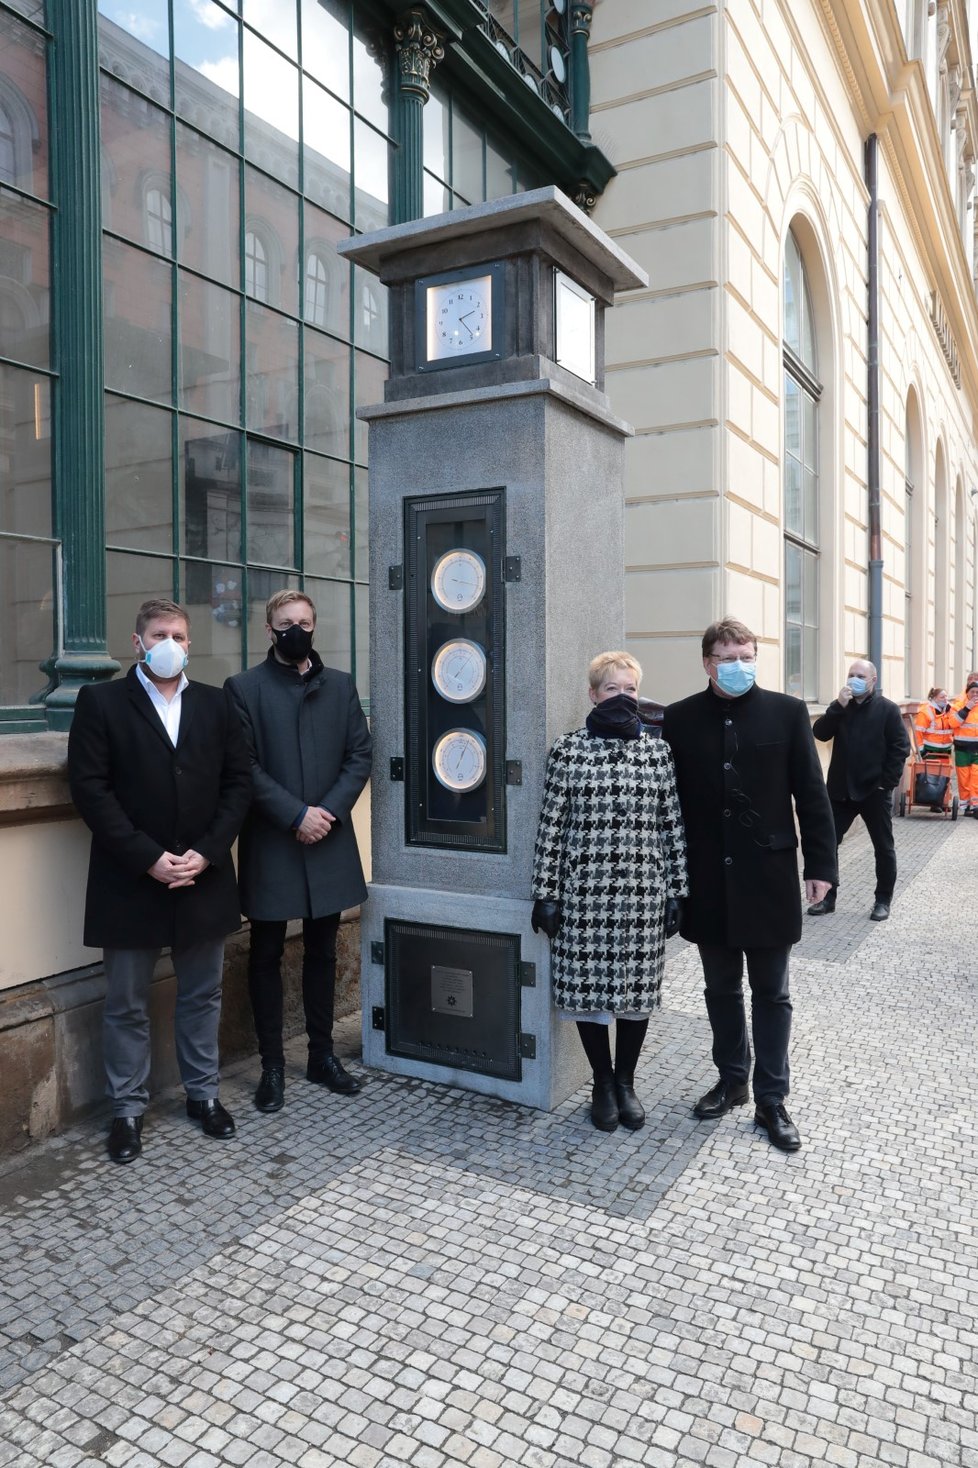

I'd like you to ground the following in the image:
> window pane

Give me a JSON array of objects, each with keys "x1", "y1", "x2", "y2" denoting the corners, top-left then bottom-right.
[
  {"x1": 784, "y1": 621, "x2": 801, "y2": 700},
  {"x1": 103, "y1": 239, "x2": 173, "y2": 402},
  {"x1": 181, "y1": 558, "x2": 244, "y2": 683},
  {"x1": 304, "y1": 327, "x2": 350, "y2": 457},
  {"x1": 176, "y1": 124, "x2": 240, "y2": 289},
  {"x1": 302, "y1": 0, "x2": 350, "y2": 102},
  {"x1": 6, "y1": 1, "x2": 46, "y2": 23},
  {"x1": 803, "y1": 467, "x2": 818, "y2": 546},
  {"x1": 452, "y1": 107, "x2": 483, "y2": 205},
  {"x1": 486, "y1": 140, "x2": 515, "y2": 203},
  {"x1": 0, "y1": 363, "x2": 50, "y2": 536},
  {"x1": 174, "y1": 0, "x2": 240, "y2": 152},
  {"x1": 0, "y1": 536, "x2": 55, "y2": 705},
  {"x1": 106, "y1": 551, "x2": 176, "y2": 665},
  {"x1": 245, "y1": 303, "x2": 298, "y2": 439},
  {"x1": 423, "y1": 172, "x2": 451, "y2": 217},
  {"x1": 99, "y1": 1, "x2": 169, "y2": 65},
  {"x1": 423, "y1": 88, "x2": 449, "y2": 179},
  {"x1": 105, "y1": 395, "x2": 173, "y2": 553},
  {"x1": 784, "y1": 541, "x2": 801, "y2": 621},
  {"x1": 244, "y1": 0, "x2": 296, "y2": 60},
  {"x1": 304, "y1": 453, "x2": 350, "y2": 578},
  {"x1": 304, "y1": 78, "x2": 351, "y2": 219},
  {"x1": 354, "y1": 269, "x2": 386, "y2": 354},
  {"x1": 783, "y1": 230, "x2": 800, "y2": 353},
  {"x1": 303, "y1": 204, "x2": 349, "y2": 335},
  {"x1": 352, "y1": 17, "x2": 389, "y2": 133},
  {"x1": 354, "y1": 579, "x2": 368, "y2": 694},
  {"x1": 783, "y1": 374, "x2": 799, "y2": 454},
  {"x1": 304, "y1": 576, "x2": 351, "y2": 671},
  {"x1": 180, "y1": 418, "x2": 241, "y2": 563},
  {"x1": 353, "y1": 462, "x2": 368, "y2": 579},
  {"x1": 0, "y1": 193, "x2": 50, "y2": 370},
  {"x1": 246, "y1": 567, "x2": 299, "y2": 665},
  {"x1": 353, "y1": 118, "x2": 389, "y2": 229},
  {"x1": 802, "y1": 392, "x2": 817, "y2": 470},
  {"x1": 0, "y1": 12, "x2": 48, "y2": 198},
  {"x1": 353, "y1": 350, "x2": 387, "y2": 464},
  {"x1": 100, "y1": 76, "x2": 172, "y2": 255},
  {"x1": 179, "y1": 272, "x2": 241, "y2": 423},
  {"x1": 245, "y1": 166, "x2": 299, "y2": 315},
  {"x1": 247, "y1": 439, "x2": 294, "y2": 567},
  {"x1": 784, "y1": 455, "x2": 802, "y2": 539},
  {"x1": 243, "y1": 30, "x2": 299, "y2": 182}
]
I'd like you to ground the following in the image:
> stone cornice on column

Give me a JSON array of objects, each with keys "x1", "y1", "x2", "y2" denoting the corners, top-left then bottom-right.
[{"x1": 0, "y1": 735, "x2": 72, "y2": 826}]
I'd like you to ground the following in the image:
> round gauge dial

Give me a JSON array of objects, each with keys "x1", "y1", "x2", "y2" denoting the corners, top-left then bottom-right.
[
  {"x1": 430, "y1": 548, "x2": 486, "y2": 613},
  {"x1": 431, "y1": 639, "x2": 488, "y2": 704},
  {"x1": 432, "y1": 728, "x2": 487, "y2": 792}
]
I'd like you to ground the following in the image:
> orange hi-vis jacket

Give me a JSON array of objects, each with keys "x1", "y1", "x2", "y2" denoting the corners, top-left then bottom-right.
[
  {"x1": 914, "y1": 701, "x2": 953, "y2": 757},
  {"x1": 950, "y1": 698, "x2": 978, "y2": 750}
]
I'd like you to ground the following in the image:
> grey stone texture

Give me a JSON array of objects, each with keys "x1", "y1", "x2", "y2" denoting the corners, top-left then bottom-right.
[{"x1": 1, "y1": 811, "x2": 976, "y2": 1466}]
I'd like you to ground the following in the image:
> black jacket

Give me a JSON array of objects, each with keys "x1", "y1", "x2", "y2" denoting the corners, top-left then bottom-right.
[
  {"x1": 812, "y1": 689, "x2": 910, "y2": 802},
  {"x1": 67, "y1": 667, "x2": 252, "y2": 949},
  {"x1": 663, "y1": 684, "x2": 837, "y2": 948}
]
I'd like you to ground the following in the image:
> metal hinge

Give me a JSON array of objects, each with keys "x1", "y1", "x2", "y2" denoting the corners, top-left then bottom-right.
[
  {"x1": 372, "y1": 1006, "x2": 386, "y2": 1031},
  {"x1": 503, "y1": 556, "x2": 521, "y2": 582},
  {"x1": 519, "y1": 1033, "x2": 536, "y2": 1059},
  {"x1": 506, "y1": 760, "x2": 522, "y2": 785},
  {"x1": 388, "y1": 564, "x2": 403, "y2": 590},
  {"x1": 519, "y1": 961, "x2": 536, "y2": 987},
  {"x1": 371, "y1": 941, "x2": 385, "y2": 965},
  {"x1": 390, "y1": 757, "x2": 404, "y2": 781}
]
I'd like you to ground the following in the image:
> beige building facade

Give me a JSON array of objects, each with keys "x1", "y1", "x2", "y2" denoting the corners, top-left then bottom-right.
[{"x1": 590, "y1": 0, "x2": 978, "y2": 704}]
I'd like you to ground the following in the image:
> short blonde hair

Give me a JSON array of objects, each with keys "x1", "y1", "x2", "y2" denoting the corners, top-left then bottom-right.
[
  {"x1": 588, "y1": 650, "x2": 642, "y2": 691},
  {"x1": 265, "y1": 590, "x2": 316, "y2": 625}
]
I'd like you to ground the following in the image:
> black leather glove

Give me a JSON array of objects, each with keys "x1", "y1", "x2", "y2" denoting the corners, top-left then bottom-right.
[
  {"x1": 664, "y1": 897, "x2": 683, "y2": 940},
  {"x1": 531, "y1": 899, "x2": 562, "y2": 939}
]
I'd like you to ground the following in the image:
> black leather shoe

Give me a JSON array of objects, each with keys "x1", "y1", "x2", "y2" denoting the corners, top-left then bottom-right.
[
  {"x1": 807, "y1": 897, "x2": 836, "y2": 916},
  {"x1": 590, "y1": 1077, "x2": 619, "y2": 1131},
  {"x1": 107, "y1": 1116, "x2": 143, "y2": 1164},
  {"x1": 306, "y1": 1054, "x2": 362, "y2": 1094},
  {"x1": 754, "y1": 1102, "x2": 801, "y2": 1151},
  {"x1": 614, "y1": 1079, "x2": 645, "y2": 1130},
  {"x1": 254, "y1": 1066, "x2": 285, "y2": 1113},
  {"x1": 870, "y1": 901, "x2": 890, "y2": 921},
  {"x1": 694, "y1": 1079, "x2": 749, "y2": 1119},
  {"x1": 186, "y1": 1097, "x2": 235, "y2": 1138}
]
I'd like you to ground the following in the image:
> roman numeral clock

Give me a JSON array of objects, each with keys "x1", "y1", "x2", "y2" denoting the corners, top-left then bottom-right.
[{"x1": 337, "y1": 188, "x2": 646, "y2": 1110}]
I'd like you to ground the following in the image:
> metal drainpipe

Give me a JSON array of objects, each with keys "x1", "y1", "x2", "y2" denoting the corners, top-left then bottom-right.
[{"x1": 865, "y1": 134, "x2": 884, "y2": 683}]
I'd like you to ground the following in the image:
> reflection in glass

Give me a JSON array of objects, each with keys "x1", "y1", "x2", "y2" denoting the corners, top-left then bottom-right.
[
  {"x1": 0, "y1": 193, "x2": 49, "y2": 369},
  {"x1": 247, "y1": 439, "x2": 295, "y2": 568},
  {"x1": 423, "y1": 172, "x2": 451, "y2": 218},
  {"x1": 305, "y1": 204, "x2": 350, "y2": 334},
  {"x1": 352, "y1": 18, "x2": 389, "y2": 133},
  {"x1": 0, "y1": 536, "x2": 56, "y2": 705},
  {"x1": 0, "y1": 363, "x2": 50, "y2": 537},
  {"x1": 353, "y1": 351, "x2": 387, "y2": 464},
  {"x1": 452, "y1": 106, "x2": 483, "y2": 204},
  {"x1": 244, "y1": 0, "x2": 297, "y2": 60},
  {"x1": 243, "y1": 29, "x2": 299, "y2": 182},
  {"x1": 304, "y1": 78, "x2": 351, "y2": 220},
  {"x1": 244, "y1": 230, "x2": 268, "y2": 300},
  {"x1": 176, "y1": 123, "x2": 240, "y2": 290},
  {"x1": 106, "y1": 550, "x2": 175, "y2": 664},
  {"x1": 353, "y1": 118, "x2": 389, "y2": 228},
  {"x1": 180, "y1": 418, "x2": 241, "y2": 564},
  {"x1": 304, "y1": 453, "x2": 350, "y2": 579},
  {"x1": 354, "y1": 269, "x2": 386, "y2": 353},
  {"x1": 423, "y1": 87, "x2": 448, "y2": 180},
  {"x1": 105, "y1": 395, "x2": 173, "y2": 553},
  {"x1": 179, "y1": 272, "x2": 241, "y2": 423},
  {"x1": 302, "y1": 0, "x2": 350, "y2": 102},
  {"x1": 245, "y1": 166, "x2": 300, "y2": 315},
  {"x1": 304, "y1": 576, "x2": 351, "y2": 671},
  {"x1": 304, "y1": 328, "x2": 350, "y2": 458},
  {"x1": 0, "y1": 13, "x2": 47, "y2": 196},
  {"x1": 246, "y1": 568, "x2": 300, "y2": 667},
  {"x1": 245, "y1": 303, "x2": 298, "y2": 439},
  {"x1": 174, "y1": 0, "x2": 240, "y2": 151},
  {"x1": 353, "y1": 463, "x2": 368, "y2": 579},
  {"x1": 354, "y1": 580, "x2": 368, "y2": 694},
  {"x1": 100, "y1": 76, "x2": 172, "y2": 253},
  {"x1": 486, "y1": 139, "x2": 514, "y2": 202},
  {"x1": 181, "y1": 558, "x2": 245, "y2": 685},
  {"x1": 98, "y1": 0, "x2": 169, "y2": 62},
  {"x1": 103, "y1": 239, "x2": 172, "y2": 402}
]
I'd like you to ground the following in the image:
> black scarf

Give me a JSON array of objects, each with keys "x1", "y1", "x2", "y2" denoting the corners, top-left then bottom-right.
[{"x1": 586, "y1": 693, "x2": 641, "y2": 740}]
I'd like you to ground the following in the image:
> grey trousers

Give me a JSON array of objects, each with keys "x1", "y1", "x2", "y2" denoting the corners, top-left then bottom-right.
[{"x1": 102, "y1": 940, "x2": 226, "y2": 1117}]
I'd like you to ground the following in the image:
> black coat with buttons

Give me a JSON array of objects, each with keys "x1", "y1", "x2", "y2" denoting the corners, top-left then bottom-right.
[
  {"x1": 662, "y1": 683, "x2": 837, "y2": 948},
  {"x1": 68, "y1": 666, "x2": 252, "y2": 950}
]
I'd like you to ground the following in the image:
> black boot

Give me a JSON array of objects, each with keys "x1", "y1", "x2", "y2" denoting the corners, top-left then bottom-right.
[
  {"x1": 576, "y1": 1021, "x2": 618, "y2": 1131},
  {"x1": 614, "y1": 1017, "x2": 649, "y2": 1130}
]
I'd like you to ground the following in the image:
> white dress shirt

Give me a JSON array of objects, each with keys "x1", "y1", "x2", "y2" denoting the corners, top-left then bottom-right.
[{"x1": 135, "y1": 662, "x2": 189, "y2": 747}]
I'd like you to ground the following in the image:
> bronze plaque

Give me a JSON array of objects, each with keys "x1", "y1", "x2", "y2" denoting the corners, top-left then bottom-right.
[{"x1": 431, "y1": 965, "x2": 474, "y2": 1017}]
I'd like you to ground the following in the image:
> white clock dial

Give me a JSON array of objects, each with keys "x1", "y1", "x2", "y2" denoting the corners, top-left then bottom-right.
[
  {"x1": 431, "y1": 639, "x2": 488, "y2": 704},
  {"x1": 432, "y1": 729, "x2": 487, "y2": 792},
  {"x1": 430, "y1": 548, "x2": 486, "y2": 613},
  {"x1": 426, "y1": 274, "x2": 493, "y2": 360}
]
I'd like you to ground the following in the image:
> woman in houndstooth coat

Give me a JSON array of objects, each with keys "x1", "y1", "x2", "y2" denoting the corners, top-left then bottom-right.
[{"x1": 531, "y1": 651, "x2": 688, "y2": 1133}]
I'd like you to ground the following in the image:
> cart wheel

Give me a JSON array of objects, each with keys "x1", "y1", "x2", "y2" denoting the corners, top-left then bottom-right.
[
  {"x1": 951, "y1": 796, "x2": 959, "y2": 821},
  {"x1": 899, "y1": 791, "x2": 906, "y2": 817}
]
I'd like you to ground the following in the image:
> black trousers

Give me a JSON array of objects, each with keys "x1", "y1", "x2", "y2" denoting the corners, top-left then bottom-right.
[
  {"x1": 697, "y1": 944, "x2": 792, "y2": 1105},
  {"x1": 248, "y1": 914, "x2": 341, "y2": 1067},
  {"x1": 829, "y1": 789, "x2": 896, "y2": 903}
]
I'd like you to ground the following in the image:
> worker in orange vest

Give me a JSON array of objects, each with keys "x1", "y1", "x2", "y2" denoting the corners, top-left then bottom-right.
[
  {"x1": 914, "y1": 687, "x2": 954, "y2": 757},
  {"x1": 951, "y1": 680, "x2": 978, "y2": 815}
]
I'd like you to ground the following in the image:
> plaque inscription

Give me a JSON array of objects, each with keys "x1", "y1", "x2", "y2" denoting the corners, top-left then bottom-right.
[{"x1": 431, "y1": 965, "x2": 474, "y2": 1017}]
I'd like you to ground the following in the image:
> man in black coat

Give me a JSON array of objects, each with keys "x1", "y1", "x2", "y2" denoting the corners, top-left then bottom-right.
[
  {"x1": 67, "y1": 598, "x2": 252, "y2": 1164},
  {"x1": 809, "y1": 658, "x2": 910, "y2": 921},
  {"x1": 662, "y1": 617, "x2": 837, "y2": 1152},
  {"x1": 225, "y1": 589, "x2": 372, "y2": 1116}
]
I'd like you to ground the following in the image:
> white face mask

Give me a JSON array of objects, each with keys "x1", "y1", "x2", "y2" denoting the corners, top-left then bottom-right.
[{"x1": 139, "y1": 635, "x2": 188, "y2": 680}]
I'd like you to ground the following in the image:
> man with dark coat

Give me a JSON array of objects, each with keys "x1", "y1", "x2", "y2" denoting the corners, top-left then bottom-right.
[
  {"x1": 662, "y1": 617, "x2": 837, "y2": 1152},
  {"x1": 67, "y1": 598, "x2": 252, "y2": 1164},
  {"x1": 226, "y1": 589, "x2": 372, "y2": 1115},
  {"x1": 808, "y1": 657, "x2": 910, "y2": 921}
]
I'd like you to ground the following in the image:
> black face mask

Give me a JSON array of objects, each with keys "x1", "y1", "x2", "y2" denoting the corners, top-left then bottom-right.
[
  {"x1": 272, "y1": 624, "x2": 314, "y2": 664},
  {"x1": 586, "y1": 692, "x2": 641, "y2": 740}
]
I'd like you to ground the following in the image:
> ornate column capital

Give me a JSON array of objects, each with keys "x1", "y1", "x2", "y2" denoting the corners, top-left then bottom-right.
[
  {"x1": 394, "y1": 7, "x2": 445, "y2": 103},
  {"x1": 570, "y1": 4, "x2": 594, "y2": 38}
]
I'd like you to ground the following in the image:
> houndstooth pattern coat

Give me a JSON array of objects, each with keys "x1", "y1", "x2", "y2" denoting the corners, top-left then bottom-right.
[{"x1": 531, "y1": 729, "x2": 688, "y2": 1014}]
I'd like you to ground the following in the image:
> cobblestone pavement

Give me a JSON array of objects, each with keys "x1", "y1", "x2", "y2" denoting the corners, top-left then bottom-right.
[{"x1": 1, "y1": 812, "x2": 976, "y2": 1468}]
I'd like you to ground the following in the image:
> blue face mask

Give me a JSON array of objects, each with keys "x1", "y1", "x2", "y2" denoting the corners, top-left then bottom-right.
[
  {"x1": 847, "y1": 676, "x2": 868, "y2": 696},
  {"x1": 714, "y1": 660, "x2": 756, "y2": 697}
]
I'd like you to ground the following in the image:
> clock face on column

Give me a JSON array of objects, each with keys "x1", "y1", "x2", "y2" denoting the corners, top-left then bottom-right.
[
  {"x1": 431, "y1": 638, "x2": 488, "y2": 703},
  {"x1": 432, "y1": 728, "x2": 487, "y2": 791},
  {"x1": 426, "y1": 275, "x2": 493, "y2": 360},
  {"x1": 430, "y1": 548, "x2": 486, "y2": 613}
]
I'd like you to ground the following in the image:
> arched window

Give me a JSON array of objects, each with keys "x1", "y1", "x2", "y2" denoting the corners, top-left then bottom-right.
[
  {"x1": 782, "y1": 228, "x2": 821, "y2": 701},
  {"x1": 305, "y1": 251, "x2": 328, "y2": 327},
  {"x1": 0, "y1": 102, "x2": 15, "y2": 185},
  {"x1": 361, "y1": 280, "x2": 382, "y2": 342},
  {"x1": 145, "y1": 187, "x2": 172, "y2": 254},
  {"x1": 245, "y1": 230, "x2": 268, "y2": 302}
]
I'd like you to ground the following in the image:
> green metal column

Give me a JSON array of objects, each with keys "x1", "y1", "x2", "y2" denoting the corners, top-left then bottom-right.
[
  {"x1": 45, "y1": 0, "x2": 119, "y2": 729},
  {"x1": 392, "y1": 7, "x2": 444, "y2": 224},
  {"x1": 569, "y1": 3, "x2": 594, "y2": 142}
]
